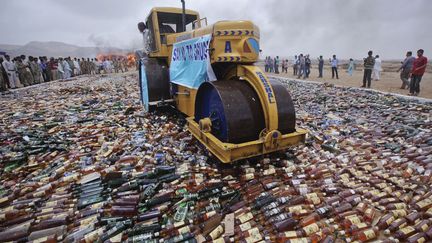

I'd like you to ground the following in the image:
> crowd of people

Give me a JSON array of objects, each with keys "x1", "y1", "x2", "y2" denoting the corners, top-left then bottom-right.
[
  {"x1": 265, "y1": 49, "x2": 427, "y2": 96},
  {"x1": 0, "y1": 55, "x2": 130, "y2": 92}
]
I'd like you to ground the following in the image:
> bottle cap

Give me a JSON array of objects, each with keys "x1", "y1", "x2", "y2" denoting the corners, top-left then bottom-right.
[{"x1": 384, "y1": 229, "x2": 390, "y2": 235}]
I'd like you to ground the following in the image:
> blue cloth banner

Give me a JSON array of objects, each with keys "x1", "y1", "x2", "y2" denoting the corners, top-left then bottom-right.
[
  {"x1": 139, "y1": 59, "x2": 149, "y2": 111},
  {"x1": 170, "y1": 34, "x2": 216, "y2": 89}
]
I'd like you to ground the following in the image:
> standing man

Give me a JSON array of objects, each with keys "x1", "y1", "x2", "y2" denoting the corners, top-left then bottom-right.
[
  {"x1": 409, "y1": 49, "x2": 427, "y2": 96},
  {"x1": 293, "y1": 55, "x2": 298, "y2": 76},
  {"x1": 1, "y1": 56, "x2": 13, "y2": 89},
  {"x1": 29, "y1": 57, "x2": 42, "y2": 84},
  {"x1": 347, "y1": 58, "x2": 355, "y2": 76},
  {"x1": 297, "y1": 54, "x2": 305, "y2": 79},
  {"x1": 274, "y1": 56, "x2": 280, "y2": 74},
  {"x1": 57, "y1": 57, "x2": 65, "y2": 79},
  {"x1": 397, "y1": 51, "x2": 415, "y2": 89},
  {"x1": 73, "y1": 58, "x2": 81, "y2": 76},
  {"x1": 62, "y1": 58, "x2": 72, "y2": 79},
  {"x1": 331, "y1": 55, "x2": 339, "y2": 79},
  {"x1": 16, "y1": 57, "x2": 33, "y2": 87},
  {"x1": 304, "y1": 55, "x2": 311, "y2": 79},
  {"x1": 318, "y1": 56, "x2": 324, "y2": 78},
  {"x1": 362, "y1": 50, "x2": 375, "y2": 88},
  {"x1": 0, "y1": 57, "x2": 7, "y2": 91},
  {"x1": 372, "y1": 55, "x2": 382, "y2": 81}
]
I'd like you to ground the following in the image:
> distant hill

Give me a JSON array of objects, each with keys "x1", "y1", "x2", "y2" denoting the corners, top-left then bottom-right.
[{"x1": 0, "y1": 41, "x2": 129, "y2": 58}]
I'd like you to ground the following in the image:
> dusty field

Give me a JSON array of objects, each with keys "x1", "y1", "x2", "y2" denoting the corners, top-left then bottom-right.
[{"x1": 262, "y1": 65, "x2": 432, "y2": 99}]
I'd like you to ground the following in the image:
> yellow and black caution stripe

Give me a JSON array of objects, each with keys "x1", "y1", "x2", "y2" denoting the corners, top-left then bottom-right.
[
  {"x1": 216, "y1": 56, "x2": 241, "y2": 62},
  {"x1": 215, "y1": 30, "x2": 255, "y2": 36}
]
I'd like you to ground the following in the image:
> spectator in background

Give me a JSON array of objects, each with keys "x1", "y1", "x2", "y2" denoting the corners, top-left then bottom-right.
[
  {"x1": 57, "y1": 57, "x2": 65, "y2": 79},
  {"x1": 331, "y1": 55, "x2": 339, "y2": 79},
  {"x1": 293, "y1": 55, "x2": 298, "y2": 76},
  {"x1": 397, "y1": 51, "x2": 415, "y2": 89},
  {"x1": 63, "y1": 57, "x2": 72, "y2": 79},
  {"x1": 29, "y1": 56, "x2": 42, "y2": 84},
  {"x1": 317, "y1": 56, "x2": 324, "y2": 78},
  {"x1": 39, "y1": 57, "x2": 48, "y2": 82},
  {"x1": 373, "y1": 55, "x2": 382, "y2": 81},
  {"x1": 362, "y1": 50, "x2": 375, "y2": 88},
  {"x1": 304, "y1": 55, "x2": 311, "y2": 79},
  {"x1": 16, "y1": 57, "x2": 33, "y2": 87},
  {"x1": 297, "y1": 54, "x2": 305, "y2": 79},
  {"x1": 274, "y1": 56, "x2": 280, "y2": 74},
  {"x1": 268, "y1": 56, "x2": 273, "y2": 73},
  {"x1": 409, "y1": 49, "x2": 427, "y2": 96},
  {"x1": 264, "y1": 56, "x2": 269, "y2": 72},
  {"x1": 48, "y1": 57, "x2": 58, "y2": 80},
  {"x1": 347, "y1": 58, "x2": 355, "y2": 76},
  {"x1": 283, "y1": 59, "x2": 288, "y2": 73},
  {"x1": 0, "y1": 57, "x2": 7, "y2": 91},
  {"x1": 66, "y1": 57, "x2": 75, "y2": 77},
  {"x1": 2, "y1": 55, "x2": 16, "y2": 89},
  {"x1": 73, "y1": 58, "x2": 81, "y2": 76}
]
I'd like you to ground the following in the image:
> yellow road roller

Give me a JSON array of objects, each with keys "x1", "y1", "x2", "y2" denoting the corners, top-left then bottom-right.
[{"x1": 137, "y1": 6, "x2": 307, "y2": 163}]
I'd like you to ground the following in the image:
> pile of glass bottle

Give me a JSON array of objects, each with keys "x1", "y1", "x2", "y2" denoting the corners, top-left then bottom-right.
[{"x1": 0, "y1": 74, "x2": 431, "y2": 242}]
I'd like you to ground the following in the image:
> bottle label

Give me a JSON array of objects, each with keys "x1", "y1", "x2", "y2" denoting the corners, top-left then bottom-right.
[
  {"x1": 309, "y1": 197, "x2": 321, "y2": 205},
  {"x1": 392, "y1": 209, "x2": 407, "y2": 217},
  {"x1": 283, "y1": 231, "x2": 298, "y2": 238},
  {"x1": 263, "y1": 168, "x2": 276, "y2": 175},
  {"x1": 240, "y1": 222, "x2": 252, "y2": 231},
  {"x1": 244, "y1": 173, "x2": 255, "y2": 180},
  {"x1": 32, "y1": 236, "x2": 49, "y2": 243},
  {"x1": 348, "y1": 216, "x2": 361, "y2": 224},
  {"x1": 0, "y1": 197, "x2": 8, "y2": 204},
  {"x1": 303, "y1": 223, "x2": 319, "y2": 235},
  {"x1": 80, "y1": 215, "x2": 99, "y2": 226},
  {"x1": 239, "y1": 212, "x2": 253, "y2": 223},
  {"x1": 385, "y1": 216, "x2": 395, "y2": 225},
  {"x1": 363, "y1": 229, "x2": 376, "y2": 239},
  {"x1": 173, "y1": 220, "x2": 186, "y2": 228},
  {"x1": 90, "y1": 202, "x2": 105, "y2": 210},
  {"x1": 393, "y1": 203, "x2": 406, "y2": 209},
  {"x1": 420, "y1": 223, "x2": 429, "y2": 232},
  {"x1": 416, "y1": 237, "x2": 426, "y2": 243},
  {"x1": 178, "y1": 225, "x2": 191, "y2": 234},
  {"x1": 354, "y1": 222, "x2": 368, "y2": 229},
  {"x1": 41, "y1": 207, "x2": 54, "y2": 213},
  {"x1": 209, "y1": 225, "x2": 223, "y2": 240},
  {"x1": 289, "y1": 238, "x2": 309, "y2": 243},
  {"x1": 244, "y1": 168, "x2": 255, "y2": 174},
  {"x1": 416, "y1": 199, "x2": 432, "y2": 209},
  {"x1": 245, "y1": 228, "x2": 262, "y2": 243},
  {"x1": 298, "y1": 187, "x2": 309, "y2": 195},
  {"x1": 400, "y1": 226, "x2": 415, "y2": 234},
  {"x1": 288, "y1": 205, "x2": 302, "y2": 213},
  {"x1": 0, "y1": 213, "x2": 5, "y2": 220}
]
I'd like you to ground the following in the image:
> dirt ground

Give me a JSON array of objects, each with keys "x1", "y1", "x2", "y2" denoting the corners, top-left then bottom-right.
[{"x1": 263, "y1": 65, "x2": 432, "y2": 99}]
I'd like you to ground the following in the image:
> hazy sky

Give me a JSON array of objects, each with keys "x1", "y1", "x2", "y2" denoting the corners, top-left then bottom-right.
[{"x1": 0, "y1": 0, "x2": 431, "y2": 59}]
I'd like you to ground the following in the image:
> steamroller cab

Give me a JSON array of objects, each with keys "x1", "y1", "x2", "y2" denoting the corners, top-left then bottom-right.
[{"x1": 138, "y1": 7, "x2": 307, "y2": 163}]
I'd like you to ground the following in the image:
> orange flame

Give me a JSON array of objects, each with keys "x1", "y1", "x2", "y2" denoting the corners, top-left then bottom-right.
[{"x1": 127, "y1": 53, "x2": 136, "y2": 67}]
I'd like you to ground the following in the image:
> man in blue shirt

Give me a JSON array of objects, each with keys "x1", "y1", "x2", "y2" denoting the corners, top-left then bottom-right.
[{"x1": 397, "y1": 51, "x2": 415, "y2": 89}]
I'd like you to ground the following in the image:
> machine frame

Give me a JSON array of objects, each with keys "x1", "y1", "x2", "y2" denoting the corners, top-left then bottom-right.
[{"x1": 138, "y1": 7, "x2": 307, "y2": 163}]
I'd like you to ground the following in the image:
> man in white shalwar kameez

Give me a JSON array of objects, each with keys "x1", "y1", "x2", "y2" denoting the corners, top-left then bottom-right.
[
  {"x1": 373, "y1": 55, "x2": 382, "y2": 81},
  {"x1": 57, "y1": 58, "x2": 65, "y2": 79},
  {"x1": 62, "y1": 58, "x2": 72, "y2": 79},
  {"x1": 73, "y1": 58, "x2": 81, "y2": 76},
  {"x1": 2, "y1": 55, "x2": 18, "y2": 88}
]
